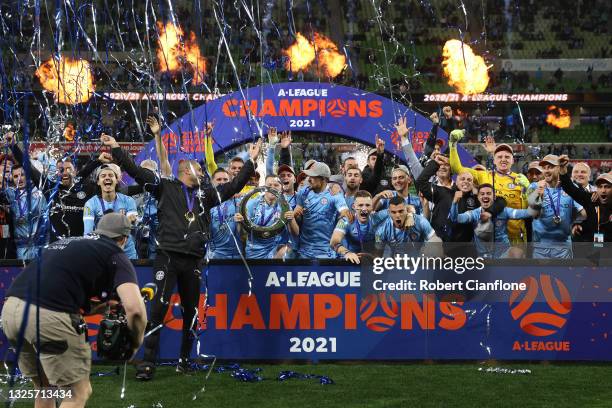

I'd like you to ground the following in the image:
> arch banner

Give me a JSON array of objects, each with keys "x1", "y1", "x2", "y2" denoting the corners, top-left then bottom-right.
[{"x1": 134, "y1": 82, "x2": 476, "y2": 170}]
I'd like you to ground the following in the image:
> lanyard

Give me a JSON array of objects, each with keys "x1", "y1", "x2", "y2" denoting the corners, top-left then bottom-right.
[
  {"x1": 355, "y1": 219, "x2": 370, "y2": 246},
  {"x1": 286, "y1": 193, "x2": 296, "y2": 208},
  {"x1": 216, "y1": 201, "x2": 229, "y2": 224},
  {"x1": 16, "y1": 190, "x2": 28, "y2": 219},
  {"x1": 545, "y1": 187, "x2": 562, "y2": 219},
  {"x1": 596, "y1": 206, "x2": 600, "y2": 234},
  {"x1": 181, "y1": 184, "x2": 196, "y2": 213},
  {"x1": 98, "y1": 196, "x2": 117, "y2": 213},
  {"x1": 258, "y1": 201, "x2": 279, "y2": 226}
]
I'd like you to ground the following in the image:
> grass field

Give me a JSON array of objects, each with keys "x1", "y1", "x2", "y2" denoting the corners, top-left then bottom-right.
[{"x1": 77, "y1": 362, "x2": 612, "y2": 407}]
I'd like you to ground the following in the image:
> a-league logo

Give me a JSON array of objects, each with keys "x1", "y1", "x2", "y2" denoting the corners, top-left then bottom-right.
[
  {"x1": 359, "y1": 293, "x2": 399, "y2": 332},
  {"x1": 509, "y1": 274, "x2": 572, "y2": 337}
]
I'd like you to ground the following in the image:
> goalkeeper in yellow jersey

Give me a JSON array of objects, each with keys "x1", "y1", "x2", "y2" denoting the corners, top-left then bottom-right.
[{"x1": 448, "y1": 130, "x2": 530, "y2": 244}]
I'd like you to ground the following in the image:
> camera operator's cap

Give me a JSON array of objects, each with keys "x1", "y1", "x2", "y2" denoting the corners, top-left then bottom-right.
[
  {"x1": 303, "y1": 162, "x2": 331, "y2": 178},
  {"x1": 96, "y1": 163, "x2": 122, "y2": 179},
  {"x1": 494, "y1": 143, "x2": 514, "y2": 155},
  {"x1": 539, "y1": 154, "x2": 560, "y2": 167},
  {"x1": 277, "y1": 164, "x2": 295, "y2": 175},
  {"x1": 94, "y1": 213, "x2": 132, "y2": 238},
  {"x1": 367, "y1": 148, "x2": 378, "y2": 157},
  {"x1": 595, "y1": 172, "x2": 612, "y2": 186},
  {"x1": 528, "y1": 161, "x2": 543, "y2": 173},
  {"x1": 303, "y1": 159, "x2": 316, "y2": 170}
]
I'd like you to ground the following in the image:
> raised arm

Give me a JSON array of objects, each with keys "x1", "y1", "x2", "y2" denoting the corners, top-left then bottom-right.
[
  {"x1": 147, "y1": 116, "x2": 172, "y2": 178},
  {"x1": 209, "y1": 139, "x2": 262, "y2": 206},
  {"x1": 203, "y1": 122, "x2": 218, "y2": 176},
  {"x1": 104, "y1": 135, "x2": 158, "y2": 188},
  {"x1": 415, "y1": 156, "x2": 443, "y2": 201},
  {"x1": 6, "y1": 133, "x2": 42, "y2": 187},
  {"x1": 558, "y1": 156, "x2": 591, "y2": 208},
  {"x1": 361, "y1": 135, "x2": 385, "y2": 194},
  {"x1": 265, "y1": 127, "x2": 278, "y2": 175},
  {"x1": 395, "y1": 117, "x2": 424, "y2": 180},
  {"x1": 278, "y1": 131, "x2": 293, "y2": 168}
]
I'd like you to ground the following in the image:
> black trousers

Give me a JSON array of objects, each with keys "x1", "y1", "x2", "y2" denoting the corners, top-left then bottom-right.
[{"x1": 143, "y1": 250, "x2": 202, "y2": 362}]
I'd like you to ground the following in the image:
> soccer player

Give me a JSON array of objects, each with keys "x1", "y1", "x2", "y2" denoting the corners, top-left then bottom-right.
[
  {"x1": 449, "y1": 131, "x2": 530, "y2": 244},
  {"x1": 207, "y1": 168, "x2": 243, "y2": 259},
  {"x1": 375, "y1": 196, "x2": 440, "y2": 255},
  {"x1": 278, "y1": 164, "x2": 298, "y2": 209},
  {"x1": 4, "y1": 165, "x2": 47, "y2": 259},
  {"x1": 293, "y1": 162, "x2": 350, "y2": 258},
  {"x1": 330, "y1": 190, "x2": 387, "y2": 263},
  {"x1": 5, "y1": 131, "x2": 106, "y2": 240},
  {"x1": 83, "y1": 164, "x2": 138, "y2": 259},
  {"x1": 531, "y1": 155, "x2": 586, "y2": 259},
  {"x1": 373, "y1": 165, "x2": 425, "y2": 215},
  {"x1": 526, "y1": 161, "x2": 544, "y2": 184},
  {"x1": 237, "y1": 174, "x2": 298, "y2": 258},
  {"x1": 450, "y1": 184, "x2": 538, "y2": 258}
]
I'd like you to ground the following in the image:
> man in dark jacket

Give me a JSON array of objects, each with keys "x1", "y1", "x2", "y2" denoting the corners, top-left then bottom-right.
[{"x1": 103, "y1": 120, "x2": 261, "y2": 380}]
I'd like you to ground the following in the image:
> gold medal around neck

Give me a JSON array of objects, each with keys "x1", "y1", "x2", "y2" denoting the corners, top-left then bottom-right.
[{"x1": 185, "y1": 211, "x2": 196, "y2": 222}]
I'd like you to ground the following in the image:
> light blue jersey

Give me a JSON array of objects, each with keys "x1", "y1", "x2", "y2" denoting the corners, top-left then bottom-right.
[
  {"x1": 378, "y1": 191, "x2": 423, "y2": 215},
  {"x1": 6, "y1": 187, "x2": 47, "y2": 260},
  {"x1": 375, "y1": 214, "x2": 435, "y2": 246},
  {"x1": 450, "y1": 203, "x2": 533, "y2": 258},
  {"x1": 245, "y1": 195, "x2": 286, "y2": 259},
  {"x1": 334, "y1": 210, "x2": 388, "y2": 253},
  {"x1": 83, "y1": 193, "x2": 138, "y2": 259},
  {"x1": 208, "y1": 197, "x2": 242, "y2": 259},
  {"x1": 296, "y1": 187, "x2": 348, "y2": 258},
  {"x1": 532, "y1": 186, "x2": 583, "y2": 259}
]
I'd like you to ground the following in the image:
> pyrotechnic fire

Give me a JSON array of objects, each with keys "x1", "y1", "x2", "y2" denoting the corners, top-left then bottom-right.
[
  {"x1": 442, "y1": 39, "x2": 489, "y2": 95},
  {"x1": 283, "y1": 33, "x2": 316, "y2": 72},
  {"x1": 156, "y1": 21, "x2": 207, "y2": 85},
  {"x1": 283, "y1": 32, "x2": 346, "y2": 78},
  {"x1": 312, "y1": 33, "x2": 347, "y2": 78},
  {"x1": 35, "y1": 57, "x2": 94, "y2": 104},
  {"x1": 546, "y1": 106, "x2": 571, "y2": 128}
]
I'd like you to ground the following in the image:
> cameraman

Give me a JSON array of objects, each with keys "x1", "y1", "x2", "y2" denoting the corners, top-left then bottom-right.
[{"x1": 1, "y1": 213, "x2": 146, "y2": 408}]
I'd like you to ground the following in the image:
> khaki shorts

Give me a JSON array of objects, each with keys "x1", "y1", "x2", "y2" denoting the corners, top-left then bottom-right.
[{"x1": 1, "y1": 297, "x2": 91, "y2": 386}]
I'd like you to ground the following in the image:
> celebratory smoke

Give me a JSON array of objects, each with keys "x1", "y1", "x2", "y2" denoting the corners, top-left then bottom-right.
[
  {"x1": 156, "y1": 21, "x2": 208, "y2": 85},
  {"x1": 442, "y1": 40, "x2": 490, "y2": 95},
  {"x1": 283, "y1": 32, "x2": 346, "y2": 78},
  {"x1": 546, "y1": 106, "x2": 571, "y2": 128},
  {"x1": 35, "y1": 57, "x2": 94, "y2": 104}
]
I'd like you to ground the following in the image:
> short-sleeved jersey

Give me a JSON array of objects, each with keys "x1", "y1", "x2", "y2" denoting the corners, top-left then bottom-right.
[
  {"x1": 208, "y1": 197, "x2": 242, "y2": 259},
  {"x1": 6, "y1": 187, "x2": 47, "y2": 244},
  {"x1": 375, "y1": 214, "x2": 435, "y2": 245},
  {"x1": 245, "y1": 195, "x2": 285, "y2": 259},
  {"x1": 451, "y1": 204, "x2": 533, "y2": 244},
  {"x1": 334, "y1": 210, "x2": 388, "y2": 253},
  {"x1": 532, "y1": 186, "x2": 583, "y2": 243},
  {"x1": 83, "y1": 193, "x2": 138, "y2": 259},
  {"x1": 296, "y1": 187, "x2": 348, "y2": 258}
]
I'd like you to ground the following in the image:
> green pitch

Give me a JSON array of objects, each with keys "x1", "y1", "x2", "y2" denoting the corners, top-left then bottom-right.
[{"x1": 84, "y1": 362, "x2": 612, "y2": 407}]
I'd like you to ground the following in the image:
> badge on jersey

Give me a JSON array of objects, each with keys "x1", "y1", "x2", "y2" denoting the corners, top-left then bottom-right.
[
  {"x1": 321, "y1": 198, "x2": 328, "y2": 205},
  {"x1": 77, "y1": 191, "x2": 86, "y2": 199},
  {"x1": 507, "y1": 183, "x2": 515, "y2": 189}
]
